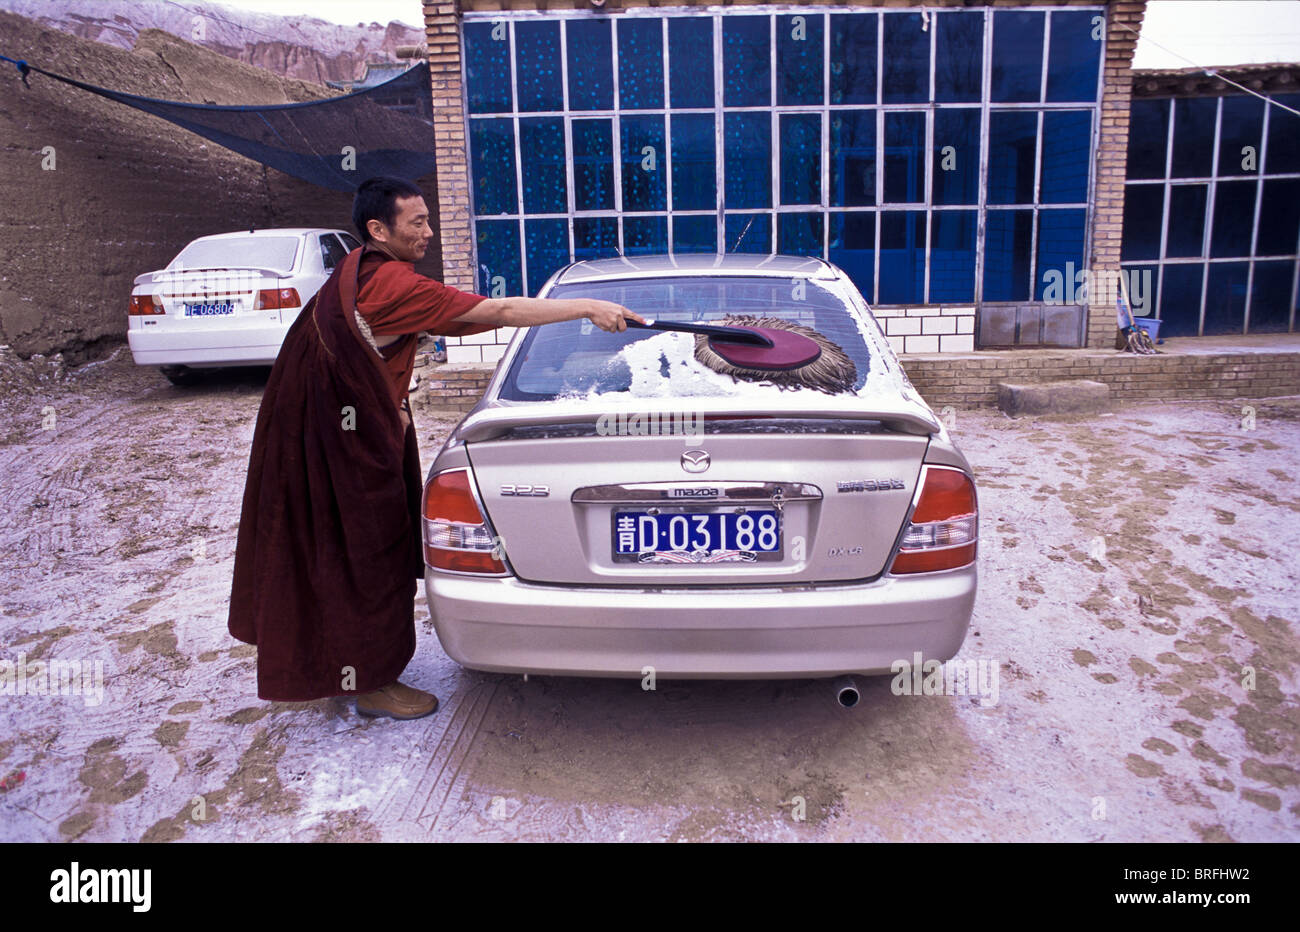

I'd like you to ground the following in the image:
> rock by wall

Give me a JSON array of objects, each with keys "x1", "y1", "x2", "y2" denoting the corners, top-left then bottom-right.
[{"x1": 0, "y1": 12, "x2": 439, "y2": 360}]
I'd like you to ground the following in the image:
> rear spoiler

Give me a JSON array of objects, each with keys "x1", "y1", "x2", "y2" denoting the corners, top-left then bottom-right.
[{"x1": 454, "y1": 396, "x2": 941, "y2": 443}]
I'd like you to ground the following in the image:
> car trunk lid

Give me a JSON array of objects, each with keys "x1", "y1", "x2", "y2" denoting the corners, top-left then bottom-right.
[{"x1": 461, "y1": 401, "x2": 934, "y2": 586}]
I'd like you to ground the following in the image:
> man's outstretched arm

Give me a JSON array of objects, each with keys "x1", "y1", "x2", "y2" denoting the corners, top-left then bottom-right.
[{"x1": 455, "y1": 297, "x2": 647, "y2": 333}]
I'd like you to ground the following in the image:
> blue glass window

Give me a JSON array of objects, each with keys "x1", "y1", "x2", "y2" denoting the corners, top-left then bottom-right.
[
  {"x1": 469, "y1": 119, "x2": 517, "y2": 215},
  {"x1": 520, "y1": 118, "x2": 567, "y2": 214},
  {"x1": 830, "y1": 111, "x2": 875, "y2": 207},
  {"x1": 671, "y1": 113, "x2": 716, "y2": 212},
  {"x1": 778, "y1": 13, "x2": 823, "y2": 106},
  {"x1": 983, "y1": 209, "x2": 1033, "y2": 301},
  {"x1": 779, "y1": 213, "x2": 823, "y2": 257},
  {"x1": 1121, "y1": 184, "x2": 1164, "y2": 261},
  {"x1": 1171, "y1": 97, "x2": 1216, "y2": 178},
  {"x1": 1248, "y1": 261, "x2": 1297, "y2": 332},
  {"x1": 525, "y1": 219, "x2": 569, "y2": 295},
  {"x1": 780, "y1": 114, "x2": 822, "y2": 206},
  {"x1": 882, "y1": 12, "x2": 929, "y2": 104},
  {"x1": 1165, "y1": 185, "x2": 1207, "y2": 257},
  {"x1": 724, "y1": 16, "x2": 770, "y2": 107},
  {"x1": 623, "y1": 216, "x2": 668, "y2": 256},
  {"x1": 476, "y1": 220, "x2": 522, "y2": 295},
  {"x1": 724, "y1": 113, "x2": 771, "y2": 210},
  {"x1": 992, "y1": 12, "x2": 1044, "y2": 103},
  {"x1": 621, "y1": 115, "x2": 666, "y2": 212},
  {"x1": 1034, "y1": 209, "x2": 1086, "y2": 301},
  {"x1": 574, "y1": 218, "x2": 619, "y2": 262},
  {"x1": 935, "y1": 11, "x2": 983, "y2": 103},
  {"x1": 464, "y1": 21, "x2": 512, "y2": 114},
  {"x1": 1218, "y1": 96, "x2": 1264, "y2": 176},
  {"x1": 1158, "y1": 264, "x2": 1204, "y2": 336},
  {"x1": 830, "y1": 14, "x2": 877, "y2": 106},
  {"x1": 516, "y1": 21, "x2": 563, "y2": 112},
  {"x1": 1210, "y1": 180, "x2": 1256, "y2": 259},
  {"x1": 572, "y1": 119, "x2": 614, "y2": 212},
  {"x1": 988, "y1": 111, "x2": 1038, "y2": 204},
  {"x1": 1040, "y1": 110, "x2": 1091, "y2": 204},
  {"x1": 933, "y1": 109, "x2": 979, "y2": 206},
  {"x1": 1125, "y1": 265, "x2": 1159, "y2": 318},
  {"x1": 565, "y1": 19, "x2": 612, "y2": 111},
  {"x1": 1204, "y1": 262, "x2": 1249, "y2": 335},
  {"x1": 618, "y1": 17, "x2": 664, "y2": 110},
  {"x1": 673, "y1": 215, "x2": 716, "y2": 254},
  {"x1": 884, "y1": 111, "x2": 926, "y2": 203},
  {"x1": 1046, "y1": 10, "x2": 1102, "y2": 103},
  {"x1": 879, "y1": 211, "x2": 926, "y2": 304},
  {"x1": 929, "y1": 210, "x2": 977, "y2": 303},
  {"x1": 725, "y1": 214, "x2": 771, "y2": 253},
  {"x1": 1126, "y1": 99, "x2": 1169, "y2": 180},
  {"x1": 1265, "y1": 94, "x2": 1300, "y2": 173},
  {"x1": 668, "y1": 18, "x2": 714, "y2": 109},
  {"x1": 829, "y1": 212, "x2": 875, "y2": 300},
  {"x1": 1258, "y1": 179, "x2": 1300, "y2": 256}
]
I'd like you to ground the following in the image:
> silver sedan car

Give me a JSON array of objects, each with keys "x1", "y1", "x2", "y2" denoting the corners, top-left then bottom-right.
[{"x1": 420, "y1": 255, "x2": 977, "y2": 680}]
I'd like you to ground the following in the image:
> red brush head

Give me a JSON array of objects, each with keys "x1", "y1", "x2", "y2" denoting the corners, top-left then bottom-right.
[{"x1": 707, "y1": 326, "x2": 823, "y2": 371}]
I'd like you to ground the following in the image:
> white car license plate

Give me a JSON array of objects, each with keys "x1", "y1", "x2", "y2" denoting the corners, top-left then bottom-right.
[
  {"x1": 184, "y1": 302, "x2": 236, "y2": 316},
  {"x1": 612, "y1": 509, "x2": 781, "y2": 558}
]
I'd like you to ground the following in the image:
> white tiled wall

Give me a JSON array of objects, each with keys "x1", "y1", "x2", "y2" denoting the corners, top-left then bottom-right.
[
  {"x1": 444, "y1": 330, "x2": 512, "y2": 363},
  {"x1": 877, "y1": 307, "x2": 977, "y2": 354}
]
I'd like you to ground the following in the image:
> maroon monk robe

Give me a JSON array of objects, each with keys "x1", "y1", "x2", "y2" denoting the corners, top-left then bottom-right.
[{"x1": 228, "y1": 246, "x2": 490, "y2": 701}]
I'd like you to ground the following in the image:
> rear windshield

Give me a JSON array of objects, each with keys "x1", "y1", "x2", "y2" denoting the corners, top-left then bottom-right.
[
  {"x1": 170, "y1": 236, "x2": 300, "y2": 272},
  {"x1": 499, "y1": 276, "x2": 872, "y2": 401}
]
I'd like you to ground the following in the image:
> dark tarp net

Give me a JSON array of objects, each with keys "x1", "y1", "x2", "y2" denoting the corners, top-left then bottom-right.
[{"x1": 5, "y1": 56, "x2": 436, "y2": 191}]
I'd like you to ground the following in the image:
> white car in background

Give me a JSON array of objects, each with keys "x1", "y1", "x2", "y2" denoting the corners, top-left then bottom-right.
[{"x1": 127, "y1": 227, "x2": 360, "y2": 385}]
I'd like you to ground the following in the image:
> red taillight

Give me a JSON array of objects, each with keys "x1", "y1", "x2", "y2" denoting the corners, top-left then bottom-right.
[
  {"x1": 889, "y1": 465, "x2": 978, "y2": 574},
  {"x1": 254, "y1": 287, "x2": 301, "y2": 310},
  {"x1": 129, "y1": 294, "x2": 163, "y2": 316},
  {"x1": 422, "y1": 468, "x2": 507, "y2": 574}
]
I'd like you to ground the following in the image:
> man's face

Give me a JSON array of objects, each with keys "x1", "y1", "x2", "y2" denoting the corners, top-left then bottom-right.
[{"x1": 369, "y1": 195, "x2": 432, "y2": 262}]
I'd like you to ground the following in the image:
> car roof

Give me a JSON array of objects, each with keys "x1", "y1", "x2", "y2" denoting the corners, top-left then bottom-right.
[
  {"x1": 186, "y1": 228, "x2": 352, "y2": 242},
  {"x1": 553, "y1": 253, "x2": 839, "y2": 284}
]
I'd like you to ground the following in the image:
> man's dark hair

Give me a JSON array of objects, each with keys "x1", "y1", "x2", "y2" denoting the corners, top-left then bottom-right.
[{"x1": 352, "y1": 176, "x2": 423, "y2": 242}]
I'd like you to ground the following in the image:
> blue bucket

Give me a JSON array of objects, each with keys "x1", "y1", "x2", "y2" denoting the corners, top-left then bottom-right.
[{"x1": 1131, "y1": 317, "x2": 1161, "y2": 343}]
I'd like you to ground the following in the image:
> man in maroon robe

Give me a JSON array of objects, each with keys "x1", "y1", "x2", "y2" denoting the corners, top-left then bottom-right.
[{"x1": 228, "y1": 177, "x2": 641, "y2": 719}]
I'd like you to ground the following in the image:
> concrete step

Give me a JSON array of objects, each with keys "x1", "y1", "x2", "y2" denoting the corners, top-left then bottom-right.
[{"x1": 997, "y1": 379, "x2": 1111, "y2": 416}]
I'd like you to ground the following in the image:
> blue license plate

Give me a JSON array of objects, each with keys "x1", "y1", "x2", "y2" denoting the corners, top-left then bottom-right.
[
  {"x1": 613, "y1": 510, "x2": 781, "y2": 556},
  {"x1": 185, "y1": 303, "x2": 235, "y2": 316}
]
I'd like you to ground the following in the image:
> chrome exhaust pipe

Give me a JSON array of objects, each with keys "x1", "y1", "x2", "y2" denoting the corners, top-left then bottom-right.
[{"x1": 834, "y1": 675, "x2": 860, "y2": 708}]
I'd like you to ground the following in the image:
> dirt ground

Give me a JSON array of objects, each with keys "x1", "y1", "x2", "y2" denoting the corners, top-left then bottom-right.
[{"x1": 1, "y1": 346, "x2": 1297, "y2": 842}]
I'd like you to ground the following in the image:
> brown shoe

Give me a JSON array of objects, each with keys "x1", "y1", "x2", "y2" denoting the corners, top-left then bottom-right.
[{"x1": 355, "y1": 681, "x2": 439, "y2": 720}]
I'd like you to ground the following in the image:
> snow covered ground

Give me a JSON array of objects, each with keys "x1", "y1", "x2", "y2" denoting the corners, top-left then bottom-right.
[{"x1": 0, "y1": 347, "x2": 1296, "y2": 842}]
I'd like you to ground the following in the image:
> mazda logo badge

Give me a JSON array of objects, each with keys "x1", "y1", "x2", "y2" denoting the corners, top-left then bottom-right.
[{"x1": 681, "y1": 450, "x2": 711, "y2": 473}]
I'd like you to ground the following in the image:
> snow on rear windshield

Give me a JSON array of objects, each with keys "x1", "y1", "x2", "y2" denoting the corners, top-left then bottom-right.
[
  {"x1": 170, "y1": 236, "x2": 300, "y2": 272},
  {"x1": 500, "y1": 276, "x2": 883, "y2": 401}
]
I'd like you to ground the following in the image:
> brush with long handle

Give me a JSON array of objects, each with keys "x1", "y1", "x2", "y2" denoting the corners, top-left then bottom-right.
[{"x1": 626, "y1": 315, "x2": 857, "y2": 394}]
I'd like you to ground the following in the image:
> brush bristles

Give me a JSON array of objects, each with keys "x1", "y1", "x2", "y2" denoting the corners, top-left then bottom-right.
[{"x1": 693, "y1": 315, "x2": 858, "y2": 395}]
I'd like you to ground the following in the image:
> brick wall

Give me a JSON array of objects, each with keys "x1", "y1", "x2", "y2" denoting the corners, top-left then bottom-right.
[
  {"x1": 419, "y1": 348, "x2": 1300, "y2": 412},
  {"x1": 425, "y1": 0, "x2": 475, "y2": 297},
  {"x1": 1087, "y1": 0, "x2": 1146, "y2": 349}
]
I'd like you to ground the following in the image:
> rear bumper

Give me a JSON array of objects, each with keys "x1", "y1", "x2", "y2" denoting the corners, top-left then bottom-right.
[
  {"x1": 127, "y1": 323, "x2": 288, "y2": 367},
  {"x1": 424, "y1": 565, "x2": 976, "y2": 679}
]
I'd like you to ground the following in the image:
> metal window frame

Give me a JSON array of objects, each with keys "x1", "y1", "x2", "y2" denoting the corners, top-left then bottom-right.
[
  {"x1": 463, "y1": 4, "x2": 1106, "y2": 316},
  {"x1": 1121, "y1": 89, "x2": 1300, "y2": 335}
]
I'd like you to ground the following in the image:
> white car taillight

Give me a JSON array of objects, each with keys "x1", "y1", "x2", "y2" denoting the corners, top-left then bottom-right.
[
  {"x1": 889, "y1": 465, "x2": 978, "y2": 575},
  {"x1": 422, "y1": 468, "x2": 507, "y2": 574}
]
